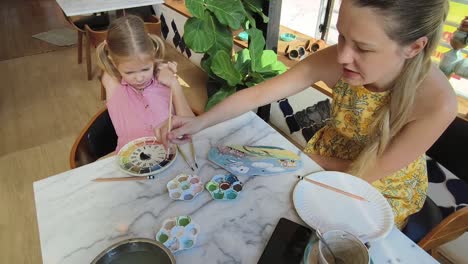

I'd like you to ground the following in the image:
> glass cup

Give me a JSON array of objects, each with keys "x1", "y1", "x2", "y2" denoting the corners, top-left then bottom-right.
[{"x1": 318, "y1": 230, "x2": 369, "y2": 264}]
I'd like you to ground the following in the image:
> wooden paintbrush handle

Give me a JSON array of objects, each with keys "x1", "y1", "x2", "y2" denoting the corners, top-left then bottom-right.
[{"x1": 303, "y1": 177, "x2": 368, "y2": 202}]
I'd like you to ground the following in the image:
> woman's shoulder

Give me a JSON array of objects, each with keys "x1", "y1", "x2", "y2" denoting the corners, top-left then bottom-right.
[{"x1": 413, "y1": 64, "x2": 458, "y2": 119}]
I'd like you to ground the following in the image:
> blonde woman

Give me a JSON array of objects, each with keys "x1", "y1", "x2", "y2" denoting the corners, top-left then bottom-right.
[
  {"x1": 157, "y1": 0, "x2": 457, "y2": 228},
  {"x1": 97, "y1": 15, "x2": 193, "y2": 152}
]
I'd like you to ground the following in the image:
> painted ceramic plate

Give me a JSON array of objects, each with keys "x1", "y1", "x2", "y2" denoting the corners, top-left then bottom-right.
[
  {"x1": 155, "y1": 216, "x2": 200, "y2": 253},
  {"x1": 117, "y1": 137, "x2": 177, "y2": 176},
  {"x1": 293, "y1": 171, "x2": 394, "y2": 243},
  {"x1": 208, "y1": 145, "x2": 302, "y2": 176},
  {"x1": 166, "y1": 174, "x2": 204, "y2": 201},
  {"x1": 205, "y1": 174, "x2": 243, "y2": 200}
]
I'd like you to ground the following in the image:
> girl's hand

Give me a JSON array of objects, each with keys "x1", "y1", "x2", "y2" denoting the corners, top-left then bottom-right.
[
  {"x1": 154, "y1": 115, "x2": 204, "y2": 148},
  {"x1": 157, "y1": 61, "x2": 178, "y2": 87}
]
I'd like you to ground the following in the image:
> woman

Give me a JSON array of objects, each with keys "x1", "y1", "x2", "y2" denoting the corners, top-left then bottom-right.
[{"x1": 157, "y1": 0, "x2": 457, "y2": 228}]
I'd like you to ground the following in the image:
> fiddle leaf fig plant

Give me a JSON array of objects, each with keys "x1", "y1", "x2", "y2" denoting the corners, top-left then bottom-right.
[{"x1": 184, "y1": 0, "x2": 287, "y2": 110}]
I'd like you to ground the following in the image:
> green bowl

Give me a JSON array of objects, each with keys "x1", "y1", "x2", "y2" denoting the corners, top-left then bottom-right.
[{"x1": 280, "y1": 33, "x2": 296, "y2": 42}]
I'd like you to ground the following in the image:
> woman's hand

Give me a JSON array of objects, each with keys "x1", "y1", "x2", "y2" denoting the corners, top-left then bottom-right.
[
  {"x1": 157, "y1": 61, "x2": 178, "y2": 88},
  {"x1": 154, "y1": 115, "x2": 205, "y2": 148}
]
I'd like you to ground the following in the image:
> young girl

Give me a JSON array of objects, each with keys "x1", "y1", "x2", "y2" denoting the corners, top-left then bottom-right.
[
  {"x1": 157, "y1": 0, "x2": 458, "y2": 228},
  {"x1": 96, "y1": 15, "x2": 193, "y2": 152}
]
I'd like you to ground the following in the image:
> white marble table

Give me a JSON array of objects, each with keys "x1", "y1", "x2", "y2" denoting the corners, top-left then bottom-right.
[
  {"x1": 56, "y1": 0, "x2": 164, "y2": 16},
  {"x1": 34, "y1": 112, "x2": 438, "y2": 263}
]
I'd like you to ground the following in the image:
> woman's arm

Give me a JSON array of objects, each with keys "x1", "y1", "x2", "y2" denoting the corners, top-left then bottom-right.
[
  {"x1": 362, "y1": 66, "x2": 458, "y2": 183},
  {"x1": 307, "y1": 153, "x2": 352, "y2": 171}
]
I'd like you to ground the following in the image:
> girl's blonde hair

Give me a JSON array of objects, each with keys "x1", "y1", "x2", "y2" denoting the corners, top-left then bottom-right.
[
  {"x1": 96, "y1": 15, "x2": 166, "y2": 80},
  {"x1": 348, "y1": 0, "x2": 449, "y2": 177}
]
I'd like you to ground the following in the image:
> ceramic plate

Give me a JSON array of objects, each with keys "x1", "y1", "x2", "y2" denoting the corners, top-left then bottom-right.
[
  {"x1": 167, "y1": 174, "x2": 204, "y2": 201},
  {"x1": 117, "y1": 137, "x2": 177, "y2": 176},
  {"x1": 155, "y1": 216, "x2": 200, "y2": 253},
  {"x1": 293, "y1": 171, "x2": 394, "y2": 243},
  {"x1": 205, "y1": 173, "x2": 243, "y2": 200}
]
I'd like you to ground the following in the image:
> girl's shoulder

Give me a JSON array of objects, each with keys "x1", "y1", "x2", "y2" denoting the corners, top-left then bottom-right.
[
  {"x1": 412, "y1": 64, "x2": 458, "y2": 120},
  {"x1": 102, "y1": 72, "x2": 122, "y2": 100}
]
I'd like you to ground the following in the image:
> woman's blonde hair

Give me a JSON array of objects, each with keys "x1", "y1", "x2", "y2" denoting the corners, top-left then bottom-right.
[
  {"x1": 96, "y1": 15, "x2": 166, "y2": 80},
  {"x1": 348, "y1": 0, "x2": 449, "y2": 177}
]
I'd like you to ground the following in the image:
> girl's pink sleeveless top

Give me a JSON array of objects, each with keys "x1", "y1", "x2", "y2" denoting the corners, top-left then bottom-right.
[{"x1": 107, "y1": 78, "x2": 171, "y2": 152}]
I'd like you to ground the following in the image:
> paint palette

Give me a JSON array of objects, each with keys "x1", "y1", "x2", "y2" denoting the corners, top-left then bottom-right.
[
  {"x1": 166, "y1": 174, "x2": 204, "y2": 201},
  {"x1": 208, "y1": 145, "x2": 303, "y2": 176},
  {"x1": 117, "y1": 137, "x2": 177, "y2": 176},
  {"x1": 156, "y1": 216, "x2": 200, "y2": 253},
  {"x1": 205, "y1": 174, "x2": 243, "y2": 200}
]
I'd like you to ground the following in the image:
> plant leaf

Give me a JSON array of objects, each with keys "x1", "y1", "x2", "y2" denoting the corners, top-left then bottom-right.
[
  {"x1": 243, "y1": 0, "x2": 269, "y2": 23},
  {"x1": 243, "y1": 9, "x2": 256, "y2": 29},
  {"x1": 256, "y1": 51, "x2": 287, "y2": 74},
  {"x1": 183, "y1": 15, "x2": 215, "y2": 53},
  {"x1": 205, "y1": 0, "x2": 246, "y2": 30},
  {"x1": 185, "y1": 0, "x2": 206, "y2": 18},
  {"x1": 207, "y1": 19, "x2": 233, "y2": 56},
  {"x1": 211, "y1": 50, "x2": 242, "y2": 86},
  {"x1": 234, "y1": 49, "x2": 251, "y2": 76},
  {"x1": 205, "y1": 85, "x2": 236, "y2": 110},
  {"x1": 201, "y1": 54, "x2": 218, "y2": 79},
  {"x1": 247, "y1": 28, "x2": 265, "y2": 72}
]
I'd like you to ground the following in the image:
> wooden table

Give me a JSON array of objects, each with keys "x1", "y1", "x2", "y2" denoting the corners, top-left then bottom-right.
[{"x1": 56, "y1": 0, "x2": 164, "y2": 16}]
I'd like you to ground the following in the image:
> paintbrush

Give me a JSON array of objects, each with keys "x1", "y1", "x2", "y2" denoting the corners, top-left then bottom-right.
[
  {"x1": 93, "y1": 175, "x2": 156, "y2": 182},
  {"x1": 297, "y1": 175, "x2": 368, "y2": 202}
]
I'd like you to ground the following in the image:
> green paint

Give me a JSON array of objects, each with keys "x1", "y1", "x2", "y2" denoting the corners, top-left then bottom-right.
[
  {"x1": 183, "y1": 239, "x2": 194, "y2": 248},
  {"x1": 158, "y1": 233, "x2": 169, "y2": 243},
  {"x1": 206, "y1": 182, "x2": 218, "y2": 192},
  {"x1": 226, "y1": 191, "x2": 237, "y2": 200},
  {"x1": 213, "y1": 191, "x2": 224, "y2": 199},
  {"x1": 178, "y1": 216, "x2": 191, "y2": 227}
]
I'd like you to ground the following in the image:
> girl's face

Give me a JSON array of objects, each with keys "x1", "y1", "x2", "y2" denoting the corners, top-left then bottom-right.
[
  {"x1": 336, "y1": 0, "x2": 407, "y2": 91},
  {"x1": 116, "y1": 55, "x2": 154, "y2": 89}
]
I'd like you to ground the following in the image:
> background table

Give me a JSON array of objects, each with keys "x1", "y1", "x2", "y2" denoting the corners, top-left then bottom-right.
[
  {"x1": 56, "y1": 0, "x2": 164, "y2": 16},
  {"x1": 33, "y1": 112, "x2": 438, "y2": 263}
]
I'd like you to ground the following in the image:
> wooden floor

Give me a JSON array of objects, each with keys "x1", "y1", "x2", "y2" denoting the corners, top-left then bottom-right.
[
  {"x1": 0, "y1": 0, "x2": 70, "y2": 61},
  {"x1": 0, "y1": 1, "x2": 208, "y2": 262},
  {"x1": 0, "y1": 0, "x2": 104, "y2": 262}
]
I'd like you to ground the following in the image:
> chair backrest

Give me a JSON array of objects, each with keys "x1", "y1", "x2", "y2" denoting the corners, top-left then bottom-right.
[
  {"x1": 426, "y1": 116, "x2": 468, "y2": 182},
  {"x1": 144, "y1": 15, "x2": 162, "y2": 37},
  {"x1": 84, "y1": 24, "x2": 108, "y2": 47},
  {"x1": 418, "y1": 207, "x2": 468, "y2": 253},
  {"x1": 70, "y1": 108, "x2": 117, "y2": 168}
]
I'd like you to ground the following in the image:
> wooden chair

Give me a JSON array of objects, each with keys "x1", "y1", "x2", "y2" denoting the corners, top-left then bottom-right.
[
  {"x1": 144, "y1": 15, "x2": 162, "y2": 37},
  {"x1": 84, "y1": 25, "x2": 108, "y2": 81},
  {"x1": 62, "y1": 13, "x2": 109, "y2": 76},
  {"x1": 403, "y1": 116, "x2": 468, "y2": 258},
  {"x1": 70, "y1": 108, "x2": 117, "y2": 169},
  {"x1": 418, "y1": 207, "x2": 468, "y2": 257}
]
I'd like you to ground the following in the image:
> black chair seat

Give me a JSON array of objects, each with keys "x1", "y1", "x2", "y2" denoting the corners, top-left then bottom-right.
[
  {"x1": 73, "y1": 13, "x2": 110, "y2": 31},
  {"x1": 403, "y1": 197, "x2": 443, "y2": 243},
  {"x1": 71, "y1": 108, "x2": 117, "y2": 168}
]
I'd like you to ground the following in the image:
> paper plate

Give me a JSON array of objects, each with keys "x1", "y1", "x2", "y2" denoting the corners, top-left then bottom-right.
[
  {"x1": 293, "y1": 171, "x2": 394, "y2": 242},
  {"x1": 117, "y1": 137, "x2": 177, "y2": 176}
]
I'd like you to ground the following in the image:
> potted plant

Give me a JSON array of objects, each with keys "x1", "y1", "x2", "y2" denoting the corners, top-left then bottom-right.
[{"x1": 183, "y1": 0, "x2": 287, "y2": 110}]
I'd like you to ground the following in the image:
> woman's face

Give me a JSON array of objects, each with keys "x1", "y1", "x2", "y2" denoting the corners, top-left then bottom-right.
[
  {"x1": 116, "y1": 55, "x2": 154, "y2": 89},
  {"x1": 336, "y1": 0, "x2": 407, "y2": 91}
]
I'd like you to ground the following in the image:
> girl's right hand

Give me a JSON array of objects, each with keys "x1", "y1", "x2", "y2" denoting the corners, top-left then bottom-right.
[{"x1": 156, "y1": 115, "x2": 204, "y2": 147}]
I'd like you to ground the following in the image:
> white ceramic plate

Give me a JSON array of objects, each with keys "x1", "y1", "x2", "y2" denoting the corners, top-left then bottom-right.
[{"x1": 293, "y1": 171, "x2": 394, "y2": 242}]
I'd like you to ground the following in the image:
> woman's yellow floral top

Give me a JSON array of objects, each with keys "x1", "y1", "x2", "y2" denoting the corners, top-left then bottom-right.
[{"x1": 304, "y1": 79, "x2": 427, "y2": 229}]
